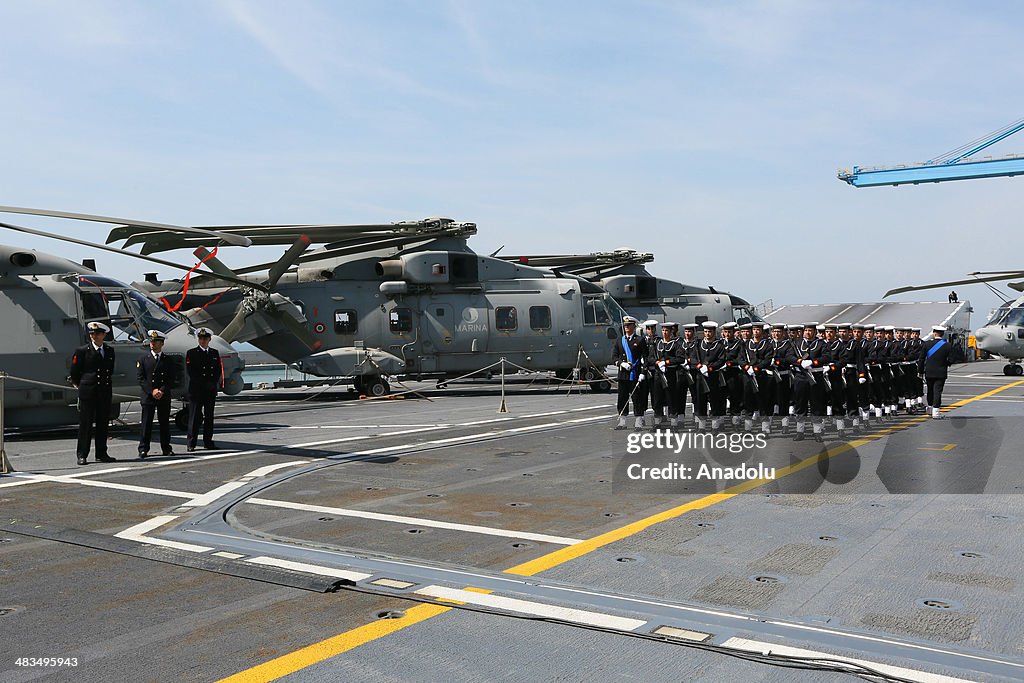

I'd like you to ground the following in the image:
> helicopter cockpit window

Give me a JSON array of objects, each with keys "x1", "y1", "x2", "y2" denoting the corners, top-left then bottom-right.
[
  {"x1": 125, "y1": 290, "x2": 183, "y2": 334},
  {"x1": 389, "y1": 308, "x2": 413, "y2": 333},
  {"x1": 100, "y1": 293, "x2": 143, "y2": 342},
  {"x1": 496, "y1": 306, "x2": 518, "y2": 331},
  {"x1": 529, "y1": 306, "x2": 551, "y2": 331},
  {"x1": 987, "y1": 304, "x2": 1012, "y2": 325},
  {"x1": 334, "y1": 309, "x2": 358, "y2": 334},
  {"x1": 1003, "y1": 307, "x2": 1024, "y2": 327},
  {"x1": 582, "y1": 294, "x2": 612, "y2": 325}
]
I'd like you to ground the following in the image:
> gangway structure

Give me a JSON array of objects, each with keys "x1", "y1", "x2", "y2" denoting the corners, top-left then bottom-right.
[{"x1": 838, "y1": 118, "x2": 1024, "y2": 187}]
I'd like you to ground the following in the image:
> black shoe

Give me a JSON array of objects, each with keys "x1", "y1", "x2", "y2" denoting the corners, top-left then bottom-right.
[
  {"x1": 162, "y1": 451, "x2": 175, "y2": 457},
  {"x1": 813, "y1": 434, "x2": 824, "y2": 443},
  {"x1": 96, "y1": 455, "x2": 117, "y2": 463},
  {"x1": 187, "y1": 445, "x2": 196, "y2": 453},
  {"x1": 794, "y1": 432, "x2": 805, "y2": 442},
  {"x1": 138, "y1": 451, "x2": 148, "y2": 460},
  {"x1": 77, "y1": 456, "x2": 88, "y2": 466},
  {"x1": 203, "y1": 442, "x2": 218, "y2": 450}
]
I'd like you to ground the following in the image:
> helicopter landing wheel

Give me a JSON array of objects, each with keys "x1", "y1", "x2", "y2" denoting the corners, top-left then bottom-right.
[
  {"x1": 174, "y1": 409, "x2": 189, "y2": 432},
  {"x1": 590, "y1": 379, "x2": 612, "y2": 393},
  {"x1": 366, "y1": 377, "x2": 390, "y2": 397},
  {"x1": 1015, "y1": 365, "x2": 1024, "y2": 377},
  {"x1": 1003, "y1": 364, "x2": 1022, "y2": 376}
]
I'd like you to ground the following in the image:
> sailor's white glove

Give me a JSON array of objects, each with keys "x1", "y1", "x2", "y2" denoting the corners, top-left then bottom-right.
[
  {"x1": 800, "y1": 360, "x2": 813, "y2": 369},
  {"x1": 619, "y1": 361, "x2": 632, "y2": 371},
  {"x1": 747, "y1": 367, "x2": 756, "y2": 376},
  {"x1": 637, "y1": 373, "x2": 646, "y2": 383},
  {"x1": 657, "y1": 360, "x2": 666, "y2": 370},
  {"x1": 699, "y1": 365, "x2": 709, "y2": 377},
  {"x1": 858, "y1": 377, "x2": 867, "y2": 384}
]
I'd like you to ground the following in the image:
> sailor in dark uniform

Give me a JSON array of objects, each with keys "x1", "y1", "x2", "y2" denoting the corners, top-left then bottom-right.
[
  {"x1": 863, "y1": 325, "x2": 884, "y2": 421},
  {"x1": 720, "y1": 322, "x2": 744, "y2": 426},
  {"x1": 919, "y1": 325, "x2": 954, "y2": 419},
  {"x1": 793, "y1": 323, "x2": 827, "y2": 442},
  {"x1": 908, "y1": 328, "x2": 925, "y2": 412},
  {"x1": 641, "y1": 320, "x2": 660, "y2": 427},
  {"x1": 186, "y1": 327, "x2": 223, "y2": 451},
  {"x1": 679, "y1": 323, "x2": 700, "y2": 428},
  {"x1": 769, "y1": 323, "x2": 797, "y2": 434},
  {"x1": 843, "y1": 324, "x2": 867, "y2": 431},
  {"x1": 694, "y1": 321, "x2": 727, "y2": 430},
  {"x1": 821, "y1": 323, "x2": 848, "y2": 437},
  {"x1": 70, "y1": 321, "x2": 117, "y2": 466},
  {"x1": 739, "y1": 323, "x2": 769, "y2": 433},
  {"x1": 612, "y1": 316, "x2": 649, "y2": 430},
  {"x1": 137, "y1": 329, "x2": 177, "y2": 458},
  {"x1": 651, "y1": 322, "x2": 684, "y2": 428}
]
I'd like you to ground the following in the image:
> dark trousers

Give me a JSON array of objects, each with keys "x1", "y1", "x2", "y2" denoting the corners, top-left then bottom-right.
[
  {"x1": 651, "y1": 373, "x2": 680, "y2": 417},
  {"x1": 774, "y1": 373, "x2": 792, "y2": 416},
  {"x1": 725, "y1": 370, "x2": 743, "y2": 416},
  {"x1": 188, "y1": 392, "x2": 217, "y2": 447},
  {"x1": 617, "y1": 377, "x2": 648, "y2": 417},
  {"x1": 844, "y1": 369, "x2": 861, "y2": 417},
  {"x1": 826, "y1": 369, "x2": 845, "y2": 416},
  {"x1": 755, "y1": 374, "x2": 775, "y2": 417},
  {"x1": 139, "y1": 399, "x2": 172, "y2": 454},
  {"x1": 926, "y1": 378, "x2": 947, "y2": 408},
  {"x1": 77, "y1": 394, "x2": 112, "y2": 460},
  {"x1": 681, "y1": 371, "x2": 699, "y2": 417},
  {"x1": 793, "y1": 374, "x2": 827, "y2": 417}
]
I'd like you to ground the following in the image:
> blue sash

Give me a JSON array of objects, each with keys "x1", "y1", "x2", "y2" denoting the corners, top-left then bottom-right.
[
  {"x1": 622, "y1": 335, "x2": 637, "y2": 381},
  {"x1": 926, "y1": 339, "x2": 946, "y2": 359}
]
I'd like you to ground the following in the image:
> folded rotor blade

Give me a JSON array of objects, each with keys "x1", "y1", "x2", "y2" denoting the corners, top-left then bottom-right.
[
  {"x1": 884, "y1": 271, "x2": 1024, "y2": 297},
  {"x1": 218, "y1": 304, "x2": 251, "y2": 343},
  {"x1": 266, "y1": 235, "x2": 311, "y2": 290},
  {"x1": 267, "y1": 307, "x2": 322, "y2": 352}
]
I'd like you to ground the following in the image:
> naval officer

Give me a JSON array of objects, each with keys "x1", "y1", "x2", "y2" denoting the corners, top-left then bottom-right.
[
  {"x1": 612, "y1": 316, "x2": 649, "y2": 430},
  {"x1": 186, "y1": 327, "x2": 222, "y2": 451},
  {"x1": 919, "y1": 325, "x2": 953, "y2": 419},
  {"x1": 137, "y1": 329, "x2": 176, "y2": 458},
  {"x1": 70, "y1": 321, "x2": 117, "y2": 466}
]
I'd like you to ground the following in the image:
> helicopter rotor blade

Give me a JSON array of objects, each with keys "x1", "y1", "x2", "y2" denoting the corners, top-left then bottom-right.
[
  {"x1": 265, "y1": 235, "x2": 311, "y2": 290},
  {"x1": 884, "y1": 271, "x2": 1024, "y2": 297},
  {"x1": 0, "y1": 205, "x2": 252, "y2": 247},
  {"x1": 267, "y1": 307, "x2": 322, "y2": 352},
  {"x1": 218, "y1": 303, "x2": 252, "y2": 343},
  {"x1": 0, "y1": 220, "x2": 268, "y2": 292}
]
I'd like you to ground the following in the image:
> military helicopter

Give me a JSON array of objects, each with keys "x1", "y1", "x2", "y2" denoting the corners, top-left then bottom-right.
[
  {"x1": 2, "y1": 208, "x2": 627, "y2": 395},
  {"x1": 0, "y1": 243, "x2": 245, "y2": 428},
  {"x1": 500, "y1": 249, "x2": 765, "y2": 326},
  {"x1": 886, "y1": 271, "x2": 1024, "y2": 375}
]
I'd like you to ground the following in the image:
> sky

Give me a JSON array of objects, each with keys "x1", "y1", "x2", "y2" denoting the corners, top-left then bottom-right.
[{"x1": 2, "y1": 0, "x2": 1024, "y2": 327}]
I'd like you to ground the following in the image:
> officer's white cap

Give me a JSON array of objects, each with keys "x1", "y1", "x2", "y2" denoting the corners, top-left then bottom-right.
[
  {"x1": 196, "y1": 327, "x2": 213, "y2": 338},
  {"x1": 803, "y1": 322, "x2": 820, "y2": 328},
  {"x1": 701, "y1": 321, "x2": 718, "y2": 329},
  {"x1": 816, "y1": 325, "x2": 826, "y2": 332},
  {"x1": 643, "y1": 319, "x2": 658, "y2": 328},
  {"x1": 932, "y1": 325, "x2": 946, "y2": 332},
  {"x1": 622, "y1": 316, "x2": 638, "y2": 324},
  {"x1": 147, "y1": 329, "x2": 167, "y2": 341},
  {"x1": 86, "y1": 321, "x2": 110, "y2": 333},
  {"x1": 883, "y1": 325, "x2": 895, "y2": 332},
  {"x1": 721, "y1": 322, "x2": 738, "y2": 330}
]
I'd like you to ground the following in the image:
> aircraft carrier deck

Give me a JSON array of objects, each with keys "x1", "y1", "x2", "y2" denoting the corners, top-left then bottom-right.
[{"x1": 2, "y1": 360, "x2": 1023, "y2": 682}]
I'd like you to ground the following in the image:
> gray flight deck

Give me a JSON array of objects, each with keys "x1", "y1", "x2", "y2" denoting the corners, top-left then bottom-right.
[{"x1": 2, "y1": 363, "x2": 1023, "y2": 682}]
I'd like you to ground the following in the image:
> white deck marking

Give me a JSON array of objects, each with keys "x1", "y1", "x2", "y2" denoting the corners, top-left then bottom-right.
[
  {"x1": 182, "y1": 481, "x2": 248, "y2": 508},
  {"x1": 245, "y1": 556, "x2": 371, "y2": 582},
  {"x1": 415, "y1": 585, "x2": 647, "y2": 631},
  {"x1": 241, "y1": 461, "x2": 308, "y2": 479},
  {"x1": 115, "y1": 515, "x2": 214, "y2": 552},
  {"x1": 248, "y1": 498, "x2": 584, "y2": 546},
  {"x1": 722, "y1": 637, "x2": 977, "y2": 683}
]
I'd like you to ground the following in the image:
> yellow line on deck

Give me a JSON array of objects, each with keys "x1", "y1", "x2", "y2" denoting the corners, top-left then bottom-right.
[{"x1": 218, "y1": 378, "x2": 1024, "y2": 682}]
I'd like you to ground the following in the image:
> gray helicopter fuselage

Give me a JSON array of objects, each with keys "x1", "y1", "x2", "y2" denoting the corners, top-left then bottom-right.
[
  {"x1": 597, "y1": 272, "x2": 763, "y2": 326},
  {"x1": 0, "y1": 246, "x2": 243, "y2": 428},
  {"x1": 274, "y1": 250, "x2": 623, "y2": 378},
  {"x1": 976, "y1": 295, "x2": 1024, "y2": 362}
]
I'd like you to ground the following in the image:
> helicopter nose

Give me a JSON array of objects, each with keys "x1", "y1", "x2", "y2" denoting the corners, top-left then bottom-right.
[{"x1": 974, "y1": 327, "x2": 996, "y2": 351}]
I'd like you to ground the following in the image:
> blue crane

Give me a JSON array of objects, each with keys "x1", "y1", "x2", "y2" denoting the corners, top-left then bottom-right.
[{"x1": 838, "y1": 118, "x2": 1024, "y2": 187}]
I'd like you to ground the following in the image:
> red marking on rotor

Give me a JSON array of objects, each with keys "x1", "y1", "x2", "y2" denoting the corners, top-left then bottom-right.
[{"x1": 161, "y1": 246, "x2": 219, "y2": 313}]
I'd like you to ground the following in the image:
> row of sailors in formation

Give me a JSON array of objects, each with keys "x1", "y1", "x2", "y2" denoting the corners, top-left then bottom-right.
[{"x1": 611, "y1": 315, "x2": 938, "y2": 441}]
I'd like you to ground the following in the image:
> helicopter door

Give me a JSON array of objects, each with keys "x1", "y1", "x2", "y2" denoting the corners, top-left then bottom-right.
[{"x1": 421, "y1": 303, "x2": 454, "y2": 373}]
